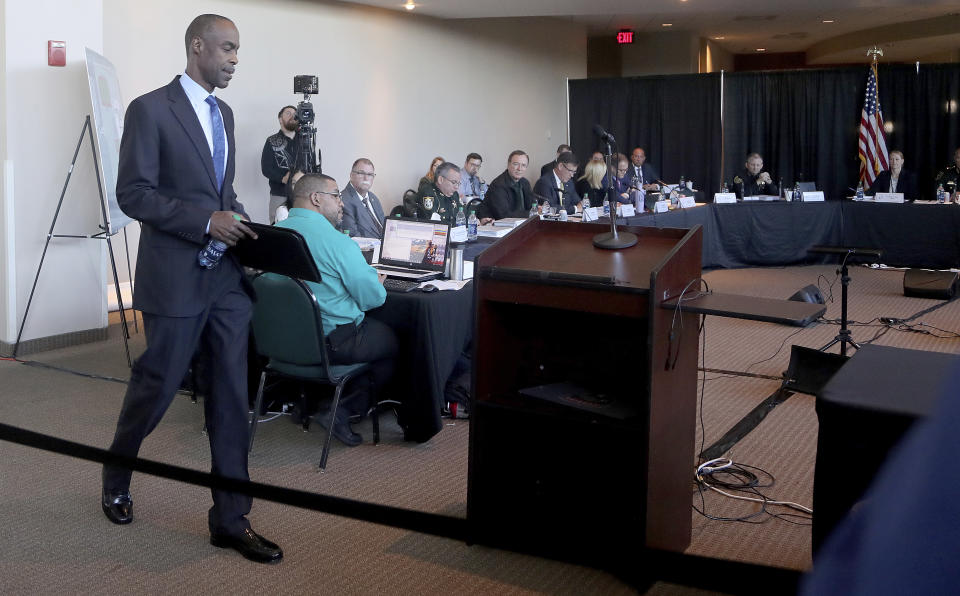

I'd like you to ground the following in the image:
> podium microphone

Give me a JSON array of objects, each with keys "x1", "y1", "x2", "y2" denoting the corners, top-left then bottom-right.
[{"x1": 592, "y1": 124, "x2": 616, "y2": 143}]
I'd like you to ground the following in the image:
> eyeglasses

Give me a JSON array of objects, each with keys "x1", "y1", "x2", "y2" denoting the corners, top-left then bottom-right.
[
  {"x1": 441, "y1": 175, "x2": 461, "y2": 186},
  {"x1": 466, "y1": 161, "x2": 482, "y2": 169},
  {"x1": 351, "y1": 170, "x2": 376, "y2": 178},
  {"x1": 315, "y1": 189, "x2": 342, "y2": 199},
  {"x1": 562, "y1": 165, "x2": 578, "y2": 174}
]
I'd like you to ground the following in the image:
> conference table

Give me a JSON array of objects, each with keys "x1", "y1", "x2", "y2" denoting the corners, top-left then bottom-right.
[
  {"x1": 367, "y1": 282, "x2": 473, "y2": 443},
  {"x1": 615, "y1": 200, "x2": 960, "y2": 270}
]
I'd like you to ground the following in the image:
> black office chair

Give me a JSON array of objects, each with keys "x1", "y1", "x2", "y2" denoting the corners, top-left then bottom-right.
[
  {"x1": 798, "y1": 182, "x2": 817, "y2": 193},
  {"x1": 389, "y1": 204, "x2": 404, "y2": 218},
  {"x1": 248, "y1": 272, "x2": 377, "y2": 469},
  {"x1": 466, "y1": 198, "x2": 483, "y2": 210}
]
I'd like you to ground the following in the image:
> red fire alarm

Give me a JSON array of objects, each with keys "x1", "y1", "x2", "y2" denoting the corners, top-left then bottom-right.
[
  {"x1": 616, "y1": 30, "x2": 634, "y2": 44},
  {"x1": 48, "y1": 40, "x2": 66, "y2": 67}
]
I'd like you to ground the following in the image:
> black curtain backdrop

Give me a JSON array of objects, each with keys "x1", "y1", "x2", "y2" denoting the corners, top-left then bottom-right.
[
  {"x1": 568, "y1": 64, "x2": 960, "y2": 202},
  {"x1": 568, "y1": 73, "x2": 721, "y2": 194}
]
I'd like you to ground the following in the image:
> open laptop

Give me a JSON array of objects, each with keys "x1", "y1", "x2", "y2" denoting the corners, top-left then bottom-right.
[{"x1": 372, "y1": 217, "x2": 450, "y2": 281}]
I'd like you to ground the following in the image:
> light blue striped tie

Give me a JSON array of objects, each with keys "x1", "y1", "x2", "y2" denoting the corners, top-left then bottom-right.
[{"x1": 205, "y1": 95, "x2": 225, "y2": 192}]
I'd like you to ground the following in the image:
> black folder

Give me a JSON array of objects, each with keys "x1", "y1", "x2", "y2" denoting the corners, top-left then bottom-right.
[{"x1": 231, "y1": 221, "x2": 321, "y2": 283}]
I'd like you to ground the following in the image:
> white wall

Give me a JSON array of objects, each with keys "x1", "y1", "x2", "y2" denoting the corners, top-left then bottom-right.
[
  {"x1": 1, "y1": 0, "x2": 106, "y2": 344},
  {"x1": 103, "y1": 0, "x2": 587, "y2": 281}
]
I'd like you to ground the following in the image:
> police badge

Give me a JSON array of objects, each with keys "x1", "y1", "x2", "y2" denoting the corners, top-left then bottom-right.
[{"x1": 423, "y1": 196, "x2": 434, "y2": 210}]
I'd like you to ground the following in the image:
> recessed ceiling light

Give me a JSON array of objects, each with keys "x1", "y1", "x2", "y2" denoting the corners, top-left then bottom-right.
[
  {"x1": 404, "y1": 1, "x2": 416, "y2": 10},
  {"x1": 662, "y1": 23, "x2": 673, "y2": 27},
  {"x1": 756, "y1": 48, "x2": 766, "y2": 52},
  {"x1": 714, "y1": 36, "x2": 725, "y2": 40},
  {"x1": 822, "y1": 19, "x2": 835, "y2": 23}
]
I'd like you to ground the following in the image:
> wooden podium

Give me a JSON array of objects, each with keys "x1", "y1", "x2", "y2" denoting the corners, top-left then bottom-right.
[{"x1": 467, "y1": 219, "x2": 702, "y2": 572}]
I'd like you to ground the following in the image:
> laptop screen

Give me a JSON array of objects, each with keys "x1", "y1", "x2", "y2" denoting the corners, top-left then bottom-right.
[{"x1": 379, "y1": 217, "x2": 450, "y2": 272}]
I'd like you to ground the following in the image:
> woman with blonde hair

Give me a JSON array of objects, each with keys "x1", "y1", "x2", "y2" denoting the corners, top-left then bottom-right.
[{"x1": 575, "y1": 159, "x2": 614, "y2": 209}]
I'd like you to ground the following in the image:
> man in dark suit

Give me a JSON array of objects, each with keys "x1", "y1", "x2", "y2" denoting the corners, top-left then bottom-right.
[
  {"x1": 478, "y1": 150, "x2": 535, "y2": 221},
  {"x1": 533, "y1": 151, "x2": 581, "y2": 214},
  {"x1": 628, "y1": 147, "x2": 660, "y2": 192},
  {"x1": 101, "y1": 14, "x2": 282, "y2": 564},
  {"x1": 539, "y1": 143, "x2": 572, "y2": 178},
  {"x1": 340, "y1": 158, "x2": 385, "y2": 238}
]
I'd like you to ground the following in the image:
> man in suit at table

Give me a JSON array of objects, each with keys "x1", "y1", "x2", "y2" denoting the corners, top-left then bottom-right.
[
  {"x1": 533, "y1": 151, "x2": 582, "y2": 215},
  {"x1": 340, "y1": 158, "x2": 385, "y2": 238},
  {"x1": 477, "y1": 150, "x2": 536, "y2": 222},
  {"x1": 101, "y1": 14, "x2": 283, "y2": 564}
]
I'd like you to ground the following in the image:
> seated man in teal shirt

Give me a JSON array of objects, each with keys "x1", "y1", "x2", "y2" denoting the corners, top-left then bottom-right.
[{"x1": 275, "y1": 173, "x2": 397, "y2": 446}]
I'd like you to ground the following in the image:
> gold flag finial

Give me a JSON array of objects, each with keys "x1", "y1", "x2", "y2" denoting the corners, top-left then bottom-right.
[{"x1": 867, "y1": 46, "x2": 883, "y2": 64}]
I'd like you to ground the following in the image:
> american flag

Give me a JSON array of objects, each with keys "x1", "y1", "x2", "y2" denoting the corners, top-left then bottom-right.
[{"x1": 858, "y1": 64, "x2": 888, "y2": 186}]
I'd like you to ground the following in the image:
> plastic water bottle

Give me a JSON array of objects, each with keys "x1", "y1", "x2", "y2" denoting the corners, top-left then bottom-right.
[
  {"x1": 793, "y1": 183, "x2": 801, "y2": 202},
  {"x1": 602, "y1": 196, "x2": 610, "y2": 217},
  {"x1": 198, "y1": 238, "x2": 227, "y2": 269},
  {"x1": 455, "y1": 206, "x2": 466, "y2": 227},
  {"x1": 856, "y1": 183, "x2": 865, "y2": 201},
  {"x1": 559, "y1": 208, "x2": 568, "y2": 221},
  {"x1": 721, "y1": 181, "x2": 729, "y2": 193},
  {"x1": 937, "y1": 184, "x2": 946, "y2": 203},
  {"x1": 679, "y1": 175, "x2": 686, "y2": 193},
  {"x1": 528, "y1": 200, "x2": 539, "y2": 218},
  {"x1": 467, "y1": 210, "x2": 478, "y2": 241}
]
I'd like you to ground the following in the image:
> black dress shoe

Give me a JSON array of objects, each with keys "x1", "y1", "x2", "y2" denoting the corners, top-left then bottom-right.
[
  {"x1": 101, "y1": 489, "x2": 133, "y2": 525},
  {"x1": 314, "y1": 410, "x2": 362, "y2": 447},
  {"x1": 210, "y1": 528, "x2": 283, "y2": 563}
]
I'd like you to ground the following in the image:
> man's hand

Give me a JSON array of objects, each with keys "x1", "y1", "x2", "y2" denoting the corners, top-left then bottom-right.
[
  {"x1": 209, "y1": 211, "x2": 257, "y2": 247},
  {"x1": 479, "y1": 217, "x2": 494, "y2": 225},
  {"x1": 758, "y1": 172, "x2": 772, "y2": 185}
]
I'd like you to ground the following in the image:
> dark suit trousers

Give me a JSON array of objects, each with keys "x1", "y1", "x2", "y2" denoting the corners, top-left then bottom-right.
[
  {"x1": 103, "y1": 264, "x2": 253, "y2": 537},
  {"x1": 327, "y1": 317, "x2": 398, "y2": 415}
]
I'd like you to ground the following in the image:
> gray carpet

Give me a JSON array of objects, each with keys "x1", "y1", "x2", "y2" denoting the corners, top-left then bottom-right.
[{"x1": 1, "y1": 264, "x2": 957, "y2": 594}]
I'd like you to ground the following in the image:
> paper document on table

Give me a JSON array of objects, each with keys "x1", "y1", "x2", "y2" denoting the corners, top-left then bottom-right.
[
  {"x1": 418, "y1": 279, "x2": 470, "y2": 291},
  {"x1": 493, "y1": 218, "x2": 526, "y2": 228},
  {"x1": 477, "y1": 225, "x2": 511, "y2": 238}
]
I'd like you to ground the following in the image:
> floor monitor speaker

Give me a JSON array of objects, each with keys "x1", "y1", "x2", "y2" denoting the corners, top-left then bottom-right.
[
  {"x1": 903, "y1": 269, "x2": 958, "y2": 299},
  {"x1": 788, "y1": 284, "x2": 825, "y2": 304}
]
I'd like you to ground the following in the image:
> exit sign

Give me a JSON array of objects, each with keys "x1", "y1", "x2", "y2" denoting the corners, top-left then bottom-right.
[{"x1": 617, "y1": 30, "x2": 634, "y2": 44}]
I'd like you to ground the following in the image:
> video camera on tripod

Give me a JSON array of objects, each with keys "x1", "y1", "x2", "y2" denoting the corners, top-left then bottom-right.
[{"x1": 292, "y1": 75, "x2": 320, "y2": 174}]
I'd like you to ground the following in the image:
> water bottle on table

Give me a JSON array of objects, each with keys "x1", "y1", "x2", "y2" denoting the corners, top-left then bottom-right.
[
  {"x1": 467, "y1": 210, "x2": 478, "y2": 241},
  {"x1": 455, "y1": 206, "x2": 466, "y2": 227}
]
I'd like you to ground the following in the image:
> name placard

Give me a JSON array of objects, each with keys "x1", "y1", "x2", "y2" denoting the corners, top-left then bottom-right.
[
  {"x1": 802, "y1": 191, "x2": 826, "y2": 202},
  {"x1": 653, "y1": 200, "x2": 669, "y2": 213},
  {"x1": 678, "y1": 196, "x2": 697, "y2": 209},
  {"x1": 582, "y1": 206, "x2": 600, "y2": 221},
  {"x1": 450, "y1": 225, "x2": 468, "y2": 243},
  {"x1": 874, "y1": 192, "x2": 904, "y2": 203},
  {"x1": 714, "y1": 193, "x2": 737, "y2": 204},
  {"x1": 619, "y1": 204, "x2": 636, "y2": 217}
]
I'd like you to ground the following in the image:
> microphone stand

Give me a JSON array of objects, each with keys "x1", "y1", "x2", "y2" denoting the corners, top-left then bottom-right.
[{"x1": 593, "y1": 139, "x2": 638, "y2": 250}]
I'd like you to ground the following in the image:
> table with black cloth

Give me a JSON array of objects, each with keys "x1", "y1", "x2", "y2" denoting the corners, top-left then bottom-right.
[
  {"x1": 366, "y1": 283, "x2": 474, "y2": 443},
  {"x1": 616, "y1": 200, "x2": 960, "y2": 270}
]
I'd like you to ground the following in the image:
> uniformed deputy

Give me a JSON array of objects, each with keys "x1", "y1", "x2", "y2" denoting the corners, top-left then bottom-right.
[
  {"x1": 934, "y1": 147, "x2": 960, "y2": 199},
  {"x1": 733, "y1": 152, "x2": 779, "y2": 199},
  {"x1": 406, "y1": 162, "x2": 463, "y2": 224},
  {"x1": 260, "y1": 105, "x2": 298, "y2": 223}
]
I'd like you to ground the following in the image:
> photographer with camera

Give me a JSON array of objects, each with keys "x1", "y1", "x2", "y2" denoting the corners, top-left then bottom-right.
[{"x1": 260, "y1": 105, "x2": 297, "y2": 223}]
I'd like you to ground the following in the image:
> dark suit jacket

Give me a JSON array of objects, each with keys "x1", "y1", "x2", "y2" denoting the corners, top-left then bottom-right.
[
  {"x1": 533, "y1": 171, "x2": 581, "y2": 213},
  {"x1": 540, "y1": 161, "x2": 556, "y2": 178},
  {"x1": 480, "y1": 170, "x2": 534, "y2": 220},
  {"x1": 340, "y1": 182, "x2": 385, "y2": 238},
  {"x1": 627, "y1": 162, "x2": 659, "y2": 187},
  {"x1": 870, "y1": 169, "x2": 918, "y2": 202},
  {"x1": 117, "y1": 76, "x2": 248, "y2": 317}
]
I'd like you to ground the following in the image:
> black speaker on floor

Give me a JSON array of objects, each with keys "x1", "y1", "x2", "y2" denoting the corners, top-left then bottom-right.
[
  {"x1": 788, "y1": 284, "x2": 825, "y2": 304},
  {"x1": 903, "y1": 269, "x2": 958, "y2": 299}
]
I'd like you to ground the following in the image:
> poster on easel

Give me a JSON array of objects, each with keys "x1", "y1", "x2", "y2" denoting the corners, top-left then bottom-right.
[{"x1": 84, "y1": 47, "x2": 132, "y2": 235}]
